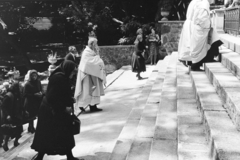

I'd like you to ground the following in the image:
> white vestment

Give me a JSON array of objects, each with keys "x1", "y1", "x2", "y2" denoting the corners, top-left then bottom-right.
[
  {"x1": 74, "y1": 46, "x2": 106, "y2": 108},
  {"x1": 178, "y1": 0, "x2": 211, "y2": 63}
]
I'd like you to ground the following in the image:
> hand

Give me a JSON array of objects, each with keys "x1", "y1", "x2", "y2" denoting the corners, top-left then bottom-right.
[
  {"x1": 34, "y1": 92, "x2": 42, "y2": 97},
  {"x1": 7, "y1": 115, "x2": 11, "y2": 121},
  {"x1": 65, "y1": 107, "x2": 73, "y2": 115}
]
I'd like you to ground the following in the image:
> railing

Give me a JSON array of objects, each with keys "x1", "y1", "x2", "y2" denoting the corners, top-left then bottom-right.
[{"x1": 224, "y1": 7, "x2": 240, "y2": 35}]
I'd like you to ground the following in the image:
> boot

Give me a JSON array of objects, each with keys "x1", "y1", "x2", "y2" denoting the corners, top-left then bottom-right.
[
  {"x1": 89, "y1": 105, "x2": 102, "y2": 112},
  {"x1": 2, "y1": 135, "x2": 9, "y2": 151},
  {"x1": 28, "y1": 121, "x2": 35, "y2": 133},
  {"x1": 14, "y1": 137, "x2": 20, "y2": 147}
]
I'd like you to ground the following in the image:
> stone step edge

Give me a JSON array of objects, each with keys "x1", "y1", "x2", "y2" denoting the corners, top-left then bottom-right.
[
  {"x1": 1, "y1": 132, "x2": 34, "y2": 159},
  {"x1": 219, "y1": 47, "x2": 240, "y2": 80},
  {"x1": 176, "y1": 63, "x2": 211, "y2": 160},
  {"x1": 204, "y1": 62, "x2": 240, "y2": 131},
  {"x1": 219, "y1": 33, "x2": 240, "y2": 54},
  {"x1": 190, "y1": 71, "x2": 240, "y2": 160},
  {"x1": 148, "y1": 52, "x2": 178, "y2": 160},
  {"x1": 108, "y1": 56, "x2": 170, "y2": 160}
]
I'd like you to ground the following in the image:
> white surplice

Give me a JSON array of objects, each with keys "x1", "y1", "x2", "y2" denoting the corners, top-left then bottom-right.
[
  {"x1": 74, "y1": 46, "x2": 106, "y2": 108},
  {"x1": 178, "y1": 0, "x2": 211, "y2": 63}
]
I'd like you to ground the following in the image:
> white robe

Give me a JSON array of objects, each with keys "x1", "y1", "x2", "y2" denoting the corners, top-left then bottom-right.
[
  {"x1": 74, "y1": 46, "x2": 106, "y2": 108},
  {"x1": 178, "y1": 0, "x2": 211, "y2": 63},
  {"x1": 178, "y1": 0, "x2": 201, "y2": 61}
]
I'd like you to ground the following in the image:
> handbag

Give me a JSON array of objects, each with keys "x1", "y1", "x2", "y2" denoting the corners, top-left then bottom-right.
[{"x1": 71, "y1": 113, "x2": 81, "y2": 135}]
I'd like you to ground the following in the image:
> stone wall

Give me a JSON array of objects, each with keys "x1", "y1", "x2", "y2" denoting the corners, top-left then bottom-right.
[
  {"x1": 99, "y1": 45, "x2": 134, "y2": 73},
  {"x1": 1, "y1": 45, "x2": 134, "y2": 75},
  {"x1": 156, "y1": 21, "x2": 184, "y2": 55}
]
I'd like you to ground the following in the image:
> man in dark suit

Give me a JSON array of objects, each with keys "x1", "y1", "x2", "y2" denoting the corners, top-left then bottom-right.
[{"x1": 65, "y1": 46, "x2": 79, "y2": 65}]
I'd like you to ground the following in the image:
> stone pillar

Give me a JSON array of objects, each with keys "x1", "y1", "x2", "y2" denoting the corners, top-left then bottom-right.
[{"x1": 213, "y1": 9, "x2": 225, "y2": 33}]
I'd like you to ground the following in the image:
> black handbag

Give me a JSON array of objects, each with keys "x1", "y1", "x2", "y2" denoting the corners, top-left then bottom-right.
[{"x1": 71, "y1": 114, "x2": 81, "y2": 135}]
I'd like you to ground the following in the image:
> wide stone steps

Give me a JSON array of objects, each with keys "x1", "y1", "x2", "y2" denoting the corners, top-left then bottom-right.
[
  {"x1": 177, "y1": 60, "x2": 211, "y2": 160},
  {"x1": 149, "y1": 52, "x2": 178, "y2": 160},
  {"x1": 110, "y1": 52, "x2": 215, "y2": 160},
  {"x1": 191, "y1": 69, "x2": 240, "y2": 159},
  {"x1": 205, "y1": 62, "x2": 240, "y2": 130},
  {"x1": 109, "y1": 55, "x2": 170, "y2": 160}
]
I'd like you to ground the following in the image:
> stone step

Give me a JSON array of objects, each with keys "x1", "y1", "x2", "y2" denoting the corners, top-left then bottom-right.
[
  {"x1": 219, "y1": 33, "x2": 240, "y2": 54},
  {"x1": 0, "y1": 129, "x2": 34, "y2": 159},
  {"x1": 177, "y1": 62, "x2": 211, "y2": 160},
  {"x1": 205, "y1": 62, "x2": 240, "y2": 130},
  {"x1": 219, "y1": 47, "x2": 240, "y2": 80},
  {"x1": 109, "y1": 56, "x2": 170, "y2": 160},
  {"x1": 190, "y1": 71, "x2": 240, "y2": 160},
  {"x1": 149, "y1": 52, "x2": 178, "y2": 160}
]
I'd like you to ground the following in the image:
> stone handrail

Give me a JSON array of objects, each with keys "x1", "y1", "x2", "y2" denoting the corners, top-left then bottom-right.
[
  {"x1": 211, "y1": 7, "x2": 240, "y2": 35},
  {"x1": 224, "y1": 7, "x2": 240, "y2": 35}
]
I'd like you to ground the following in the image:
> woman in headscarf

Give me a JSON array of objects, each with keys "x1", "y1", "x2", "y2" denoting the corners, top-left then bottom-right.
[
  {"x1": 131, "y1": 28, "x2": 146, "y2": 80},
  {"x1": 23, "y1": 70, "x2": 43, "y2": 133},
  {"x1": 1, "y1": 82, "x2": 23, "y2": 151},
  {"x1": 31, "y1": 60, "x2": 79, "y2": 160}
]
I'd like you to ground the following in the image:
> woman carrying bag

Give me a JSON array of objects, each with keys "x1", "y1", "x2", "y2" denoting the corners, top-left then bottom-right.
[{"x1": 31, "y1": 60, "x2": 81, "y2": 160}]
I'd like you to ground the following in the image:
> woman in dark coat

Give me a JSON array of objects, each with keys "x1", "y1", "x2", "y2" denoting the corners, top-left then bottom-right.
[
  {"x1": 23, "y1": 70, "x2": 43, "y2": 133},
  {"x1": 0, "y1": 82, "x2": 23, "y2": 151},
  {"x1": 131, "y1": 28, "x2": 146, "y2": 80},
  {"x1": 31, "y1": 60, "x2": 79, "y2": 160}
]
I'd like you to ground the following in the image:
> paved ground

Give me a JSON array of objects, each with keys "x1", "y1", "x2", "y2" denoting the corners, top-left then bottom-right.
[{"x1": 19, "y1": 65, "x2": 155, "y2": 160}]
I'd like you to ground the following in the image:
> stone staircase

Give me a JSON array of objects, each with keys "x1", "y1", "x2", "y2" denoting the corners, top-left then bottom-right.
[
  {"x1": 109, "y1": 35, "x2": 240, "y2": 160},
  {"x1": 3, "y1": 34, "x2": 240, "y2": 160}
]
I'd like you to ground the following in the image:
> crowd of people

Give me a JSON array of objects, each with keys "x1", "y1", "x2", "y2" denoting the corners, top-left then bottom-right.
[{"x1": 0, "y1": 24, "x2": 106, "y2": 160}]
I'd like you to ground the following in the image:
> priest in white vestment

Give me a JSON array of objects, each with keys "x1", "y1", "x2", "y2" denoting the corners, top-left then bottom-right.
[
  {"x1": 74, "y1": 37, "x2": 106, "y2": 112},
  {"x1": 178, "y1": 0, "x2": 214, "y2": 71}
]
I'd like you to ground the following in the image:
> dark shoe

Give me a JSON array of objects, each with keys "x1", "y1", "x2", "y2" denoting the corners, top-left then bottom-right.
[
  {"x1": 14, "y1": 141, "x2": 20, "y2": 147},
  {"x1": 28, "y1": 127, "x2": 35, "y2": 134},
  {"x1": 2, "y1": 143, "x2": 9, "y2": 151},
  {"x1": 79, "y1": 107, "x2": 86, "y2": 112},
  {"x1": 191, "y1": 68, "x2": 203, "y2": 71},
  {"x1": 90, "y1": 105, "x2": 102, "y2": 112},
  {"x1": 138, "y1": 76, "x2": 143, "y2": 80},
  {"x1": 67, "y1": 157, "x2": 82, "y2": 160}
]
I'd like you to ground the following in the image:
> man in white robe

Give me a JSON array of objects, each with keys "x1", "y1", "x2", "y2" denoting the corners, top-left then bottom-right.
[
  {"x1": 178, "y1": 0, "x2": 213, "y2": 71},
  {"x1": 74, "y1": 37, "x2": 106, "y2": 112}
]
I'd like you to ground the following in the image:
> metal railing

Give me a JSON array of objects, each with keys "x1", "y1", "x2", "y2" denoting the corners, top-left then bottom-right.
[{"x1": 224, "y1": 7, "x2": 240, "y2": 35}]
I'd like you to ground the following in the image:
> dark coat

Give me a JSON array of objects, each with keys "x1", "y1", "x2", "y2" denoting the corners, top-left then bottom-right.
[
  {"x1": 31, "y1": 61, "x2": 76, "y2": 155},
  {"x1": 23, "y1": 79, "x2": 43, "y2": 121},
  {"x1": 65, "y1": 53, "x2": 76, "y2": 64},
  {"x1": 131, "y1": 41, "x2": 146, "y2": 72},
  {"x1": 0, "y1": 85, "x2": 23, "y2": 137}
]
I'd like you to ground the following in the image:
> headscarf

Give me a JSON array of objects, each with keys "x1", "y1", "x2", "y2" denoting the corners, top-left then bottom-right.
[
  {"x1": 29, "y1": 70, "x2": 38, "y2": 82},
  {"x1": 50, "y1": 60, "x2": 76, "y2": 78}
]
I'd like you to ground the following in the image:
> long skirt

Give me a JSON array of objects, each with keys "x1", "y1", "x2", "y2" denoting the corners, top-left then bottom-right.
[
  {"x1": 149, "y1": 42, "x2": 158, "y2": 64},
  {"x1": 31, "y1": 98, "x2": 75, "y2": 155},
  {"x1": 131, "y1": 52, "x2": 146, "y2": 73}
]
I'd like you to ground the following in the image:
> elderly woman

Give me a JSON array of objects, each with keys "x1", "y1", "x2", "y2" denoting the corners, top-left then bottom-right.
[
  {"x1": 1, "y1": 82, "x2": 23, "y2": 151},
  {"x1": 31, "y1": 60, "x2": 79, "y2": 160},
  {"x1": 131, "y1": 28, "x2": 146, "y2": 80},
  {"x1": 23, "y1": 70, "x2": 43, "y2": 133}
]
